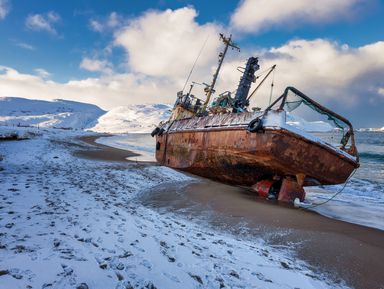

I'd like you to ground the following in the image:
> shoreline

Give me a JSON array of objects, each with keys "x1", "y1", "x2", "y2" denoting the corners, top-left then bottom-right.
[
  {"x1": 75, "y1": 135, "x2": 139, "y2": 162},
  {"x1": 76, "y1": 134, "x2": 157, "y2": 165},
  {"x1": 75, "y1": 134, "x2": 384, "y2": 289}
]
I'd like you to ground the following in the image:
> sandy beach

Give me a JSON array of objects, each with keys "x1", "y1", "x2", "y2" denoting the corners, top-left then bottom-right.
[
  {"x1": 81, "y1": 135, "x2": 384, "y2": 289},
  {"x1": 75, "y1": 135, "x2": 140, "y2": 162}
]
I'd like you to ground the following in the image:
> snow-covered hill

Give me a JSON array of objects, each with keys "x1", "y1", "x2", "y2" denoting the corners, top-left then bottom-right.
[
  {"x1": 1, "y1": 96, "x2": 343, "y2": 134},
  {"x1": 0, "y1": 97, "x2": 172, "y2": 133},
  {"x1": 0, "y1": 97, "x2": 105, "y2": 129},
  {"x1": 357, "y1": 127, "x2": 384, "y2": 132},
  {"x1": 90, "y1": 104, "x2": 172, "y2": 134}
]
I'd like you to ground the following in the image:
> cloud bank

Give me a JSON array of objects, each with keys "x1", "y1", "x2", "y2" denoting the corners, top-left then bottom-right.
[
  {"x1": 231, "y1": 0, "x2": 364, "y2": 33},
  {"x1": 80, "y1": 57, "x2": 113, "y2": 74},
  {"x1": 114, "y1": 7, "x2": 221, "y2": 80},
  {"x1": 1, "y1": 6, "x2": 383, "y2": 126}
]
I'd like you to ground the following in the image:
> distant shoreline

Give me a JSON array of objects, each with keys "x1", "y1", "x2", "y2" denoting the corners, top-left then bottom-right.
[{"x1": 75, "y1": 134, "x2": 139, "y2": 162}]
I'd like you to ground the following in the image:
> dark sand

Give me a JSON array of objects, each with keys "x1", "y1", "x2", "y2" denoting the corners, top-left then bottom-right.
[
  {"x1": 76, "y1": 135, "x2": 384, "y2": 289},
  {"x1": 76, "y1": 135, "x2": 139, "y2": 162}
]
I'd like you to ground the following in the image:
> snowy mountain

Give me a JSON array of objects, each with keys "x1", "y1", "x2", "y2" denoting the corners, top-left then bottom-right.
[
  {"x1": 357, "y1": 127, "x2": 384, "y2": 132},
  {"x1": 0, "y1": 97, "x2": 105, "y2": 129},
  {"x1": 90, "y1": 104, "x2": 172, "y2": 134},
  {"x1": 1, "y1": 96, "x2": 340, "y2": 134},
  {"x1": 0, "y1": 97, "x2": 172, "y2": 133}
]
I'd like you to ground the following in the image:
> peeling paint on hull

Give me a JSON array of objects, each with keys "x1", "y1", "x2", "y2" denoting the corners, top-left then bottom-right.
[{"x1": 155, "y1": 125, "x2": 358, "y2": 187}]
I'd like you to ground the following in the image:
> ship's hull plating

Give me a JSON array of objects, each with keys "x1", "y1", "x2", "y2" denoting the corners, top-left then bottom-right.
[{"x1": 155, "y1": 126, "x2": 358, "y2": 187}]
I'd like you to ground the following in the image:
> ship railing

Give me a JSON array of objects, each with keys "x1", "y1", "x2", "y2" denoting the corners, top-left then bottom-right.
[
  {"x1": 174, "y1": 91, "x2": 205, "y2": 113},
  {"x1": 263, "y1": 86, "x2": 358, "y2": 159}
]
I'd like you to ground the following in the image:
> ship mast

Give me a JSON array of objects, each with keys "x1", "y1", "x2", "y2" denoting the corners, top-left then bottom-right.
[{"x1": 203, "y1": 34, "x2": 240, "y2": 109}]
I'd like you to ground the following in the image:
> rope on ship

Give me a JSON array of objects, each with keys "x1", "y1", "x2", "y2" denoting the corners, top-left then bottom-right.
[{"x1": 300, "y1": 168, "x2": 358, "y2": 209}]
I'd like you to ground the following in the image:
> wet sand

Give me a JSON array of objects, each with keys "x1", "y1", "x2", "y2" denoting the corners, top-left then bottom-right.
[
  {"x1": 76, "y1": 135, "x2": 139, "y2": 162},
  {"x1": 141, "y1": 181, "x2": 384, "y2": 289},
  {"x1": 76, "y1": 135, "x2": 384, "y2": 289}
]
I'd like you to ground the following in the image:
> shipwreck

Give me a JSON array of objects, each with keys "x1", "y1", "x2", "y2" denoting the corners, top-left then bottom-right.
[{"x1": 152, "y1": 34, "x2": 359, "y2": 203}]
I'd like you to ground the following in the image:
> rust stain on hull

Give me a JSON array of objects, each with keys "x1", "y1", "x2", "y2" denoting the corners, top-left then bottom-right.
[{"x1": 155, "y1": 127, "x2": 358, "y2": 187}]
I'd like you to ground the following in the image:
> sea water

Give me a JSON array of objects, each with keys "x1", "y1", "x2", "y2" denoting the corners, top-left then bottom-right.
[
  {"x1": 97, "y1": 132, "x2": 384, "y2": 231},
  {"x1": 306, "y1": 131, "x2": 384, "y2": 230}
]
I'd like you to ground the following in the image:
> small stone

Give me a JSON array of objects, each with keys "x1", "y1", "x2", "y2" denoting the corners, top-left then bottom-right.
[
  {"x1": 280, "y1": 261, "x2": 290, "y2": 269},
  {"x1": 168, "y1": 257, "x2": 176, "y2": 263},
  {"x1": 116, "y1": 272, "x2": 124, "y2": 281},
  {"x1": 189, "y1": 273, "x2": 203, "y2": 284},
  {"x1": 119, "y1": 251, "x2": 132, "y2": 258},
  {"x1": 76, "y1": 283, "x2": 89, "y2": 289},
  {"x1": 229, "y1": 270, "x2": 239, "y2": 279},
  {"x1": 0, "y1": 270, "x2": 9, "y2": 276},
  {"x1": 145, "y1": 282, "x2": 157, "y2": 289},
  {"x1": 12, "y1": 273, "x2": 23, "y2": 279}
]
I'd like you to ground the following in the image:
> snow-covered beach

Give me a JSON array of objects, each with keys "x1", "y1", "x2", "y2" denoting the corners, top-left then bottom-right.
[
  {"x1": 1, "y1": 97, "x2": 384, "y2": 289},
  {"x1": 0, "y1": 128, "x2": 383, "y2": 289},
  {"x1": 1, "y1": 0, "x2": 384, "y2": 287},
  {"x1": 0, "y1": 129, "x2": 345, "y2": 289}
]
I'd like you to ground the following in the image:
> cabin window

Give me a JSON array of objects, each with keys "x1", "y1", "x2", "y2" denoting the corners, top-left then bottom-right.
[{"x1": 156, "y1": 141, "x2": 161, "y2": 150}]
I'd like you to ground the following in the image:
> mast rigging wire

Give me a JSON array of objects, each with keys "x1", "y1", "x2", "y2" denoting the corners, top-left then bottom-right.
[
  {"x1": 268, "y1": 68, "x2": 276, "y2": 105},
  {"x1": 182, "y1": 34, "x2": 210, "y2": 93},
  {"x1": 301, "y1": 168, "x2": 357, "y2": 209}
]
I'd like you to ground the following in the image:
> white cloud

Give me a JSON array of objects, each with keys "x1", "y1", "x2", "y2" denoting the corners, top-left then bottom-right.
[
  {"x1": 231, "y1": 0, "x2": 363, "y2": 33},
  {"x1": 89, "y1": 11, "x2": 122, "y2": 33},
  {"x1": 0, "y1": 0, "x2": 10, "y2": 20},
  {"x1": 26, "y1": 11, "x2": 60, "y2": 34},
  {"x1": 107, "y1": 12, "x2": 121, "y2": 28},
  {"x1": 89, "y1": 19, "x2": 103, "y2": 32},
  {"x1": 34, "y1": 68, "x2": 51, "y2": 78},
  {"x1": 0, "y1": 66, "x2": 177, "y2": 109},
  {"x1": 16, "y1": 42, "x2": 35, "y2": 50},
  {"x1": 216, "y1": 39, "x2": 384, "y2": 109},
  {"x1": 80, "y1": 57, "x2": 113, "y2": 74},
  {"x1": 47, "y1": 11, "x2": 60, "y2": 22},
  {"x1": 1, "y1": 38, "x2": 383, "y2": 116},
  {"x1": 114, "y1": 7, "x2": 222, "y2": 80},
  {"x1": 270, "y1": 39, "x2": 384, "y2": 99},
  {"x1": 2, "y1": 6, "x2": 384, "y2": 126}
]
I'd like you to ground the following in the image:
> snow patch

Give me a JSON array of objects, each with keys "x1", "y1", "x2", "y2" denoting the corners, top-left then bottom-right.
[
  {"x1": 90, "y1": 104, "x2": 172, "y2": 134},
  {"x1": 0, "y1": 96, "x2": 105, "y2": 129}
]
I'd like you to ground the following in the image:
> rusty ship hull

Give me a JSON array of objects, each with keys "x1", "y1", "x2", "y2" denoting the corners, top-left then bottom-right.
[
  {"x1": 155, "y1": 111, "x2": 359, "y2": 187},
  {"x1": 152, "y1": 34, "x2": 359, "y2": 201}
]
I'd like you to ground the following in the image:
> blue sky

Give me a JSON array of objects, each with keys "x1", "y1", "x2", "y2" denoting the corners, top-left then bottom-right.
[{"x1": 0, "y1": 0, "x2": 383, "y2": 127}]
